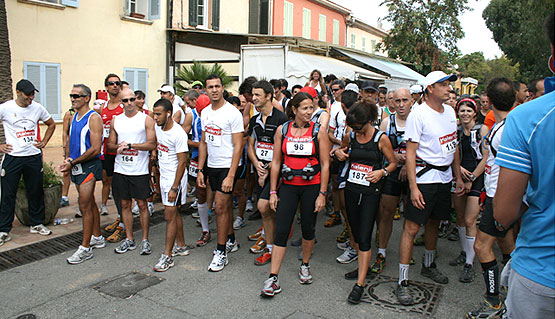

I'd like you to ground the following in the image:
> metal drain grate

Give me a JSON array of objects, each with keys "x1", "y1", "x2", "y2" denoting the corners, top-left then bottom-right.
[
  {"x1": 0, "y1": 211, "x2": 166, "y2": 272},
  {"x1": 360, "y1": 275, "x2": 443, "y2": 317},
  {"x1": 92, "y1": 271, "x2": 164, "y2": 299}
]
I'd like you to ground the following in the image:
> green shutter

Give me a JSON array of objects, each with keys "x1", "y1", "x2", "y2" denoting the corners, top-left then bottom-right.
[
  {"x1": 212, "y1": 0, "x2": 220, "y2": 31},
  {"x1": 189, "y1": 0, "x2": 198, "y2": 27}
]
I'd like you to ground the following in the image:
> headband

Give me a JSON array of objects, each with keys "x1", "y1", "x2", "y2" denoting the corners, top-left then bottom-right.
[{"x1": 456, "y1": 98, "x2": 477, "y2": 113}]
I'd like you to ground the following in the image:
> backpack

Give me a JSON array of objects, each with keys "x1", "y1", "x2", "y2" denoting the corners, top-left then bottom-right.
[
  {"x1": 458, "y1": 123, "x2": 483, "y2": 161},
  {"x1": 281, "y1": 120, "x2": 321, "y2": 157}
]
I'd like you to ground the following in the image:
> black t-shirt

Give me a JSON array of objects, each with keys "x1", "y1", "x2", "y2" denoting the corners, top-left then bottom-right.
[
  {"x1": 248, "y1": 108, "x2": 288, "y2": 162},
  {"x1": 476, "y1": 111, "x2": 487, "y2": 125},
  {"x1": 460, "y1": 133, "x2": 478, "y2": 171}
]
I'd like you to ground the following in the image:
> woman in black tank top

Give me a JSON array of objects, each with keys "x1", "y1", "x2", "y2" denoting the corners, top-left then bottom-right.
[{"x1": 341, "y1": 101, "x2": 397, "y2": 304}]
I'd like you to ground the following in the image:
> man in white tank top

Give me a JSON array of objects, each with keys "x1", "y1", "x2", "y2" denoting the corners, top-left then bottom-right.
[{"x1": 107, "y1": 88, "x2": 157, "y2": 256}]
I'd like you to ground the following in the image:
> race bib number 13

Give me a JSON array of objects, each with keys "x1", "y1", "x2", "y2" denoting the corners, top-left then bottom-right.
[{"x1": 205, "y1": 126, "x2": 222, "y2": 147}]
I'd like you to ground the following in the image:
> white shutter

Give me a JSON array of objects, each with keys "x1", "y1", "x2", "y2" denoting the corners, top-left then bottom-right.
[
  {"x1": 124, "y1": 69, "x2": 135, "y2": 90},
  {"x1": 44, "y1": 65, "x2": 60, "y2": 117},
  {"x1": 149, "y1": 0, "x2": 160, "y2": 19},
  {"x1": 137, "y1": 69, "x2": 148, "y2": 105},
  {"x1": 25, "y1": 64, "x2": 42, "y2": 103},
  {"x1": 333, "y1": 19, "x2": 339, "y2": 45},
  {"x1": 61, "y1": 0, "x2": 79, "y2": 7},
  {"x1": 319, "y1": 15, "x2": 326, "y2": 41}
]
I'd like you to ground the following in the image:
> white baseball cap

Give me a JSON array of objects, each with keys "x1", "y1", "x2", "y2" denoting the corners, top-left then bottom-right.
[
  {"x1": 409, "y1": 84, "x2": 423, "y2": 94},
  {"x1": 345, "y1": 83, "x2": 360, "y2": 94},
  {"x1": 157, "y1": 85, "x2": 175, "y2": 95},
  {"x1": 424, "y1": 71, "x2": 457, "y2": 89}
]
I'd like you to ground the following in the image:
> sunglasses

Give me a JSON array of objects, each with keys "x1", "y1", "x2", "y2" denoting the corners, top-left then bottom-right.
[
  {"x1": 332, "y1": 88, "x2": 341, "y2": 92},
  {"x1": 105, "y1": 81, "x2": 121, "y2": 86},
  {"x1": 121, "y1": 98, "x2": 136, "y2": 103},
  {"x1": 351, "y1": 124, "x2": 364, "y2": 131},
  {"x1": 192, "y1": 85, "x2": 202, "y2": 89},
  {"x1": 69, "y1": 94, "x2": 88, "y2": 99}
]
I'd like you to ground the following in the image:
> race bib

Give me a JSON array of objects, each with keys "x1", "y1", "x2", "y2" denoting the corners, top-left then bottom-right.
[
  {"x1": 119, "y1": 149, "x2": 138, "y2": 165},
  {"x1": 103, "y1": 124, "x2": 111, "y2": 139},
  {"x1": 485, "y1": 165, "x2": 491, "y2": 175},
  {"x1": 256, "y1": 141, "x2": 274, "y2": 162},
  {"x1": 439, "y1": 132, "x2": 457, "y2": 157},
  {"x1": 348, "y1": 163, "x2": 373, "y2": 186},
  {"x1": 71, "y1": 163, "x2": 83, "y2": 176},
  {"x1": 16, "y1": 129, "x2": 36, "y2": 148},
  {"x1": 286, "y1": 140, "x2": 313, "y2": 156},
  {"x1": 189, "y1": 160, "x2": 198, "y2": 178},
  {"x1": 205, "y1": 126, "x2": 222, "y2": 147},
  {"x1": 157, "y1": 144, "x2": 169, "y2": 161}
]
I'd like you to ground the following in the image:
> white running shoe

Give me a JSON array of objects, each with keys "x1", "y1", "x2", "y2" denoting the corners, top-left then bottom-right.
[
  {"x1": 190, "y1": 199, "x2": 198, "y2": 210},
  {"x1": 246, "y1": 200, "x2": 254, "y2": 212},
  {"x1": 233, "y1": 216, "x2": 246, "y2": 230},
  {"x1": 30, "y1": 224, "x2": 51, "y2": 236},
  {"x1": 148, "y1": 202, "x2": 154, "y2": 216},
  {"x1": 153, "y1": 254, "x2": 174, "y2": 272},
  {"x1": 100, "y1": 204, "x2": 108, "y2": 216},
  {"x1": 89, "y1": 235, "x2": 106, "y2": 249},
  {"x1": 172, "y1": 245, "x2": 191, "y2": 257},
  {"x1": 0, "y1": 232, "x2": 11, "y2": 246},
  {"x1": 226, "y1": 239, "x2": 240, "y2": 253},
  {"x1": 132, "y1": 202, "x2": 140, "y2": 216},
  {"x1": 299, "y1": 264, "x2": 313, "y2": 284},
  {"x1": 208, "y1": 250, "x2": 228, "y2": 272},
  {"x1": 66, "y1": 246, "x2": 93, "y2": 264},
  {"x1": 336, "y1": 245, "x2": 358, "y2": 264}
]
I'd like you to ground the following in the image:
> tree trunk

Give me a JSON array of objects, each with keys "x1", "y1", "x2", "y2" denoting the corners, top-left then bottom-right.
[{"x1": 0, "y1": 0, "x2": 13, "y2": 145}]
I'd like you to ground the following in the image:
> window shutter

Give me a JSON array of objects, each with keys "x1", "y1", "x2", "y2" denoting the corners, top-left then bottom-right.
[
  {"x1": 124, "y1": 69, "x2": 135, "y2": 91},
  {"x1": 25, "y1": 64, "x2": 42, "y2": 103},
  {"x1": 137, "y1": 70, "x2": 148, "y2": 105},
  {"x1": 44, "y1": 65, "x2": 60, "y2": 117},
  {"x1": 211, "y1": 0, "x2": 220, "y2": 31},
  {"x1": 61, "y1": 0, "x2": 79, "y2": 8},
  {"x1": 249, "y1": 0, "x2": 260, "y2": 34},
  {"x1": 189, "y1": 0, "x2": 198, "y2": 27},
  {"x1": 149, "y1": 0, "x2": 160, "y2": 20}
]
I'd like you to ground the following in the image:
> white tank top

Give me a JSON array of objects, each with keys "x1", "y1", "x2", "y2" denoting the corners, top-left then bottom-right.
[{"x1": 113, "y1": 111, "x2": 149, "y2": 175}]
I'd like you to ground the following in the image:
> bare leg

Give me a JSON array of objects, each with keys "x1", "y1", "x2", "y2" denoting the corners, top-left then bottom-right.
[
  {"x1": 77, "y1": 180, "x2": 96, "y2": 248},
  {"x1": 357, "y1": 250, "x2": 372, "y2": 286},
  {"x1": 163, "y1": 206, "x2": 178, "y2": 256},
  {"x1": 101, "y1": 171, "x2": 111, "y2": 206},
  {"x1": 259, "y1": 199, "x2": 275, "y2": 245},
  {"x1": 175, "y1": 209, "x2": 186, "y2": 247},
  {"x1": 301, "y1": 238, "x2": 315, "y2": 263},
  {"x1": 233, "y1": 179, "x2": 246, "y2": 219},
  {"x1": 399, "y1": 219, "x2": 420, "y2": 264},
  {"x1": 424, "y1": 219, "x2": 440, "y2": 251},
  {"x1": 214, "y1": 192, "x2": 232, "y2": 246},
  {"x1": 377, "y1": 194, "x2": 400, "y2": 250},
  {"x1": 120, "y1": 199, "x2": 134, "y2": 240},
  {"x1": 270, "y1": 245, "x2": 286, "y2": 275},
  {"x1": 137, "y1": 199, "x2": 150, "y2": 240}
]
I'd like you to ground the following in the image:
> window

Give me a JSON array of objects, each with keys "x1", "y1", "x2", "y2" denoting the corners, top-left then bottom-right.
[
  {"x1": 20, "y1": 0, "x2": 79, "y2": 7},
  {"x1": 283, "y1": 1, "x2": 293, "y2": 36},
  {"x1": 318, "y1": 14, "x2": 326, "y2": 42},
  {"x1": 124, "y1": 68, "x2": 149, "y2": 105},
  {"x1": 125, "y1": 0, "x2": 160, "y2": 20},
  {"x1": 332, "y1": 19, "x2": 339, "y2": 45},
  {"x1": 302, "y1": 8, "x2": 311, "y2": 39},
  {"x1": 189, "y1": 0, "x2": 220, "y2": 30},
  {"x1": 371, "y1": 40, "x2": 377, "y2": 53},
  {"x1": 249, "y1": 0, "x2": 269, "y2": 34},
  {"x1": 351, "y1": 34, "x2": 356, "y2": 49},
  {"x1": 362, "y1": 37, "x2": 366, "y2": 52},
  {"x1": 23, "y1": 62, "x2": 61, "y2": 120}
]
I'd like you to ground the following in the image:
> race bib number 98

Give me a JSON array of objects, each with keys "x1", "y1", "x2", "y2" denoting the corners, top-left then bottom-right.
[
  {"x1": 439, "y1": 132, "x2": 457, "y2": 157},
  {"x1": 286, "y1": 140, "x2": 312, "y2": 156}
]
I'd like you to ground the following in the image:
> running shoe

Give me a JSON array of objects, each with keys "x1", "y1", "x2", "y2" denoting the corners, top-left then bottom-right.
[
  {"x1": 191, "y1": 211, "x2": 200, "y2": 219},
  {"x1": 250, "y1": 236, "x2": 266, "y2": 254},
  {"x1": 393, "y1": 207, "x2": 401, "y2": 220},
  {"x1": 89, "y1": 235, "x2": 106, "y2": 249},
  {"x1": 114, "y1": 238, "x2": 136, "y2": 254},
  {"x1": 248, "y1": 226, "x2": 263, "y2": 241},
  {"x1": 172, "y1": 245, "x2": 191, "y2": 257},
  {"x1": 255, "y1": 249, "x2": 272, "y2": 266},
  {"x1": 414, "y1": 234, "x2": 425, "y2": 246},
  {"x1": 100, "y1": 204, "x2": 108, "y2": 216},
  {"x1": 299, "y1": 264, "x2": 313, "y2": 284},
  {"x1": 226, "y1": 239, "x2": 239, "y2": 253},
  {"x1": 208, "y1": 250, "x2": 228, "y2": 272},
  {"x1": 233, "y1": 216, "x2": 246, "y2": 230},
  {"x1": 233, "y1": 199, "x2": 239, "y2": 209},
  {"x1": 396, "y1": 280, "x2": 414, "y2": 305},
  {"x1": 370, "y1": 253, "x2": 386, "y2": 274},
  {"x1": 324, "y1": 213, "x2": 342, "y2": 227},
  {"x1": 105, "y1": 218, "x2": 120, "y2": 232},
  {"x1": 0, "y1": 232, "x2": 11, "y2": 247},
  {"x1": 74, "y1": 210, "x2": 82, "y2": 218},
  {"x1": 447, "y1": 227, "x2": 459, "y2": 241},
  {"x1": 336, "y1": 225, "x2": 349, "y2": 243},
  {"x1": 106, "y1": 226, "x2": 125, "y2": 243},
  {"x1": 347, "y1": 284, "x2": 365, "y2": 304},
  {"x1": 449, "y1": 251, "x2": 466, "y2": 266},
  {"x1": 187, "y1": 186, "x2": 196, "y2": 197},
  {"x1": 196, "y1": 231, "x2": 211, "y2": 247},
  {"x1": 260, "y1": 276, "x2": 281, "y2": 297},
  {"x1": 190, "y1": 199, "x2": 198, "y2": 210},
  {"x1": 336, "y1": 245, "x2": 358, "y2": 264},
  {"x1": 465, "y1": 297, "x2": 505, "y2": 319},
  {"x1": 246, "y1": 199, "x2": 254, "y2": 212},
  {"x1": 459, "y1": 263, "x2": 475, "y2": 283},
  {"x1": 290, "y1": 237, "x2": 302, "y2": 247},
  {"x1": 153, "y1": 254, "x2": 174, "y2": 272},
  {"x1": 421, "y1": 262, "x2": 449, "y2": 284},
  {"x1": 438, "y1": 221, "x2": 450, "y2": 238},
  {"x1": 66, "y1": 246, "x2": 93, "y2": 265},
  {"x1": 247, "y1": 210, "x2": 261, "y2": 220},
  {"x1": 132, "y1": 202, "x2": 140, "y2": 216},
  {"x1": 148, "y1": 202, "x2": 154, "y2": 216},
  {"x1": 139, "y1": 239, "x2": 152, "y2": 255},
  {"x1": 60, "y1": 197, "x2": 70, "y2": 208},
  {"x1": 337, "y1": 239, "x2": 350, "y2": 250},
  {"x1": 30, "y1": 224, "x2": 51, "y2": 236}
]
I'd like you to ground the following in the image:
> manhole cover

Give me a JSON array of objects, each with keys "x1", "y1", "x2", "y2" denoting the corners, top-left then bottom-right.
[
  {"x1": 360, "y1": 275, "x2": 443, "y2": 317},
  {"x1": 16, "y1": 315, "x2": 36, "y2": 319},
  {"x1": 92, "y1": 271, "x2": 164, "y2": 299}
]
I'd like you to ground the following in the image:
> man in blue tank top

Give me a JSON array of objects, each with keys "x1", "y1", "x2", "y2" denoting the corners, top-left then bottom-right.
[{"x1": 60, "y1": 84, "x2": 104, "y2": 264}]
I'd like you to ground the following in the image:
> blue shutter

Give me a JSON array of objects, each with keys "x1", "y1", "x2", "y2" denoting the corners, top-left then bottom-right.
[
  {"x1": 61, "y1": 0, "x2": 79, "y2": 8},
  {"x1": 149, "y1": 0, "x2": 160, "y2": 20}
]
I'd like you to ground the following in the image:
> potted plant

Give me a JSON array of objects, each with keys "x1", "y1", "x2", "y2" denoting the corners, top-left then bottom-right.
[{"x1": 15, "y1": 161, "x2": 63, "y2": 226}]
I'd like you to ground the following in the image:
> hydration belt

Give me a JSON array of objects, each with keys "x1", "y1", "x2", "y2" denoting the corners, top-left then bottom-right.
[
  {"x1": 415, "y1": 158, "x2": 449, "y2": 178},
  {"x1": 281, "y1": 163, "x2": 320, "y2": 181}
]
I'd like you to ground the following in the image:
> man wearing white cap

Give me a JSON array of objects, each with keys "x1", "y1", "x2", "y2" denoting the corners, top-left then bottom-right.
[
  {"x1": 409, "y1": 84, "x2": 423, "y2": 107},
  {"x1": 395, "y1": 71, "x2": 465, "y2": 305},
  {"x1": 159, "y1": 85, "x2": 192, "y2": 133}
]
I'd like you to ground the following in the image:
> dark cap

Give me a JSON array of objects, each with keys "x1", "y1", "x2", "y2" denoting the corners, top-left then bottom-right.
[
  {"x1": 16, "y1": 79, "x2": 39, "y2": 95},
  {"x1": 360, "y1": 80, "x2": 378, "y2": 92}
]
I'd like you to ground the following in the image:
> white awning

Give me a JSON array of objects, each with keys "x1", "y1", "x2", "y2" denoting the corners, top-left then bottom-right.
[{"x1": 175, "y1": 43, "x2": 240, "y2": 63}]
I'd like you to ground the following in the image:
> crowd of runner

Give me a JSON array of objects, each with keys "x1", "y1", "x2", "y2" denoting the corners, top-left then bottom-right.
[{"x1": 0, "y1": 13, "x2": 553, "y2": 319}]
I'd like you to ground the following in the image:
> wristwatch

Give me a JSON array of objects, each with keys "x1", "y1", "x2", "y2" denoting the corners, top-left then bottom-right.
[
  {"x1": 469, "y1": 174, "x2": 477, "y2": 182},
  {"x1": 383, "y1": 168, "x2": 389, "y2": 177},
  {"x1": 127, "y1": 143, "x2": 132, "y2": 150},
  {"x1": 319, "y1": 191, "x2": 328, "y2": 196},
  {"x1": 171, "y1": 187, "x2": 179, "y2": 192},
  {"x1": 198, "y1": 168, "x2": 204, "y2": 174}
]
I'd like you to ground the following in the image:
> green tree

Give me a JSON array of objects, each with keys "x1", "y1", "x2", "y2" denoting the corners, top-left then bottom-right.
[
  {"x1": 483, "y1": 0, "x2": 554, "y2": 82},
  {"x1": 379, "y1": 0, "x2": 469, "y2": 74},
  {"x1": 175, "y1": 61, "x2": 232, "y2": 96},
  {"x1": 0, "y1": 0, "x2": 13, "y2": 145},
  {"x1": 455, "y1": 52, "x2": 520, "y2": 92}
]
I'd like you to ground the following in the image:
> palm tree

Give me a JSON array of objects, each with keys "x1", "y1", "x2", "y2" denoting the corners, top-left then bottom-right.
[
  {"x1": 175, "y1": 61, "x2": 232, "y2": 96},
  {"x1": 0, "y1": 0, "x2": 13, "y2": 144}
]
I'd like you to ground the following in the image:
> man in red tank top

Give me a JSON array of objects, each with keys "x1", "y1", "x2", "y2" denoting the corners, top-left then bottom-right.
[{"x1": 97, "y1": 74, "x2": 125, "y2": 242}]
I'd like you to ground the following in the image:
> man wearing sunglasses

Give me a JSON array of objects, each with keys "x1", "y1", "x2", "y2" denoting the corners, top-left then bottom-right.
[
  {"x1": 98, "y1": 74, "x2": 125, "y2": 243},
  {"x1": 107, "y1": 88, "x2": 157, "y2": 256},
  {"x1": 60, "y1": 84, "x2": 104, "y2": 264},
  {"x1": 0, "y1": 79, "x2": 56, "y2": 247}
]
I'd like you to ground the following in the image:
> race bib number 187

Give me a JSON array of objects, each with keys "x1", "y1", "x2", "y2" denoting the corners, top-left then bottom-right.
[{"x1": 347, "y1": 163, "x2": 373, "y2": 186}]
